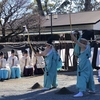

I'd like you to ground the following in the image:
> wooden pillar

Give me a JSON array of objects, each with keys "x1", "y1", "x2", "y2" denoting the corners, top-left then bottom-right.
[{"x1": 65, "y1": 43, "x2": 69, "y2": 70}]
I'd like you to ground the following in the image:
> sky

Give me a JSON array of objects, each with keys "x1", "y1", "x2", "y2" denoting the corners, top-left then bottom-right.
[
  {"x1": 30, "y1": 0, "x2": 100, "y2": 3},
  {"x1": 0, "y1": 0, "x2": 99, "y2": 2}
]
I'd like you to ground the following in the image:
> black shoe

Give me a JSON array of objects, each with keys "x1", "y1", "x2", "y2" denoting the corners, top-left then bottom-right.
[
  {"x1": 5, "y1": 78, "x2": 9, "y2": 80},
  {"x1": 0, "y1": 79, "x2": 4, "y2": 82},
  {"x1": 88, "y1": 90, "x2": 95, "y2": 94}
]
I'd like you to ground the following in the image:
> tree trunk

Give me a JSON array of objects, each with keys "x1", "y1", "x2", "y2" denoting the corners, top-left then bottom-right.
[
  {"x1": 1, "y1": 26, "x2": 6, "y2": 42},
  {"x1": 45, "y1": 0, "x2": 48, "y2": 15},
  {"x1": 2, "y1": 27, "x2": 5, "y2": 37},
  {"x1": 84, "y1": 0, "x2": 92, "y2": 11},
  {"x1": 36, "y1": 0, "x2": 44, "y2": 16}
]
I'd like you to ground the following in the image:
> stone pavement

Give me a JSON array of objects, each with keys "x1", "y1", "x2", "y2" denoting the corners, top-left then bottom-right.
[{"x1": 0, "y1": 71, "x2": 100, "y2": 100}]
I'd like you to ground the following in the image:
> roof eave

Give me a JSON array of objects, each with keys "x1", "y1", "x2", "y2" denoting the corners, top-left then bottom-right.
[{"x1": 44, "y1": 22, "x2": 96, "y2": 28}]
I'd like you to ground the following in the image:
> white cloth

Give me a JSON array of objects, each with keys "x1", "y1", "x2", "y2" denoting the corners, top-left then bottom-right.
[
  {"x1": 20, "y1": 56, "x2": 33, "y2": 74},
  {"x1": 32, "y1": 51, "x2": 45, "y2": 68},
  {"x1": 36, "y1": 56, "x2": 45, "y2": 68},
  {"x1": 7, "y1": 51, "x2": 11, "y2": 58},
  {"x1": 7, "y1": 56, "x2": 20, "y2": 68},
  {"x1": 96, "y1": 48, "x2": 100, "y2": 67},
  {"x1": 69, "y1": 48, "x2": 74, "y2": 66},
  {"x1": 0, "y1": 58, "x2": 7, "y2": 68},
  {"x1": 98, "y1": 69, "x2": 100, "y2": 76},
  {"x1": 0, "y1": 58, "x2": 11, "y2": 78},
  {"x1": 89, "y1": 47, "x2": 94, "y2": 63},
  {"x1": 32, "y1": 51, "x2": 37, "y2": 66},
  {"x1": 58, "y1": 49, "x2": 65, "y2": 66},
  {"x1": 25, "y1": 66, "x2": 33, "y2": 68},
  {"x1": 17, "y1": 50, "x2": 23, "y2": 60},
  {"x1": 25, "y1": 48, "x2": 30, "y2": 57}
]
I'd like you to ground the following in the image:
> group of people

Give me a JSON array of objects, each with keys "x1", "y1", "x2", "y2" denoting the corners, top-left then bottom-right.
[
  {"x1": 35, "y1": 31, "x2": 96, "y2": 97},
  {"x1": 0, "y1": 30, "x2": 98, "y2": 98},
  {"x1": 0, "y1": 49, "x2": 35, "y2": 81}
]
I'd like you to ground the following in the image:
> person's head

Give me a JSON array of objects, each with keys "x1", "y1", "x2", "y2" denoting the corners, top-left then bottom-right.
[
  {"x1": 0, "y1": 52, "x2": 4, "y2": 58},
  {"x1": 35, "y1": 48, "x2": 39, "y2": 53},
  {"x1": 23, "y1": 50, "x2": 28, "y2": 57},
  {"x1": 80, "y1": 38, "x2": 88, "y2": 45},
  {"x1": 11, "y1": 49, "x2": 15, "y2": 57},
  {"x1": 46, "y1": 39, "x2": 53, "y2": 48}
]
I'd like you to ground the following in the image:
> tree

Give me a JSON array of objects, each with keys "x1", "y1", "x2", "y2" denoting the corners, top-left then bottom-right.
[
  {"x1": 33, "y1": 0, "x2": 70, "y2": 15},
  {"x1": 84, "y1": 0, "x2": 92, "y2": 11},
  {"x1": 42, "y1": 0, "x2": 70, "y2": 14},
  {"x1": 0, "y1": 0, "x2": 42, "y2": 41},
  {"x1": 36, "y1": 0, "x2": 44, "y2": 16},
  {"x1": 56, "y1": 0, "x2": 70, "y2": 14},
  {"x1": 6, "y1": 13, "x2": 40, "y2": 38},
  {"x1": 71, "y1": 0, "x2": 100, "y2": 12},
  {"x1": 33, "y1": 0, "x2": 100, "y2": 15},
  {"x1": 0, "y1": 0, "x2": 32, "y2": 41}
]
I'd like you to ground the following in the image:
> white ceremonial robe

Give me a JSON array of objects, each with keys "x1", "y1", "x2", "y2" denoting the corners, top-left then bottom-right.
[
  {"x1": 0, "y1": 58, "x2": 9, "y2": 79},
  {"x1": 36, "y1": 56, "x2": 45, "y2": 68},
  {"x1": 7, "y1": 56, "x2": 20, "y2": 68},
  {"x1": 32, "y1": 51, "x2": 37, "y2": 67},
  {"x1": 20, "y1": 56, "x2": 33, "y2": 76},
  {"x1": 89, "y1": 47, "x2": 94, "y2": 64},
  {"x1": 7, "y1": 56, "x2": 20, "y2": 78},
  {"x1": 59, "y1": 49, "x2": 65, "y2": 66},
  {"x1": 96, "y1": 48, "x2": 100, "y2": 67},
  {"x1": 69, "y1": 48, "x2": 74, "y2": 67},
  {"x1": 96, "y1": 48, "x2": 100, "y2": 78}
]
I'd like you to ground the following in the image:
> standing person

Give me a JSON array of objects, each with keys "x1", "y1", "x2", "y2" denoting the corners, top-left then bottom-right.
[
  {"x1": 33, "y1": 48, "x2": 45, "y2": 75},
  {"x1": 7, "y1": 50, "x2": 21, "y2": 79},
  {"x1": 35, "y1": 39, "x2": 60, "y2": 91},
  {"x1": 71, "y1": 31, "x2": 95, "y2": 97},
  {"x1": 0, "y1": 52, "x2": 9, "y2": 81},
  {"x1": 20, "y1": 50, "x2": 34, "y2": 76}
]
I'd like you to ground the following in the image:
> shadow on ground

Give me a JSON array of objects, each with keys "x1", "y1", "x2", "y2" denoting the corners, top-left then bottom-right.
[
  {"x1": 58, "y1": 70, "x2": 98, "y2": 76},
  {"x1": 0, "y1": 84, "x2": 100, "y2": 100}
]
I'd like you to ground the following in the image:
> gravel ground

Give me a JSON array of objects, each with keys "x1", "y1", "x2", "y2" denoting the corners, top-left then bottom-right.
[{"x1": 0, "y1": 70, "x2": 100, "y2": 100}]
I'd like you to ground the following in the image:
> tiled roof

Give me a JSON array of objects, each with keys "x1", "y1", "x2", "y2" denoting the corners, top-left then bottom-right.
[{"x1": 42, "y1": 10, "x2": 100, "y2": 27}]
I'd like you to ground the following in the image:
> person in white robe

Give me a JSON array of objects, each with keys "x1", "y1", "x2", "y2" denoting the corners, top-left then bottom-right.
[
  {"x1": 33, "y1": 49, "x2": 45, "y2": 75},
  {"x1": 95, "y1": 41, "x2": 100, "y2": 82},
  {"x1": 20, "y1": 50, "x2": 34, "y2": 76},
  {"x1": 0, "y1": 52, "x2": 9, "y2": 81},
  {"x1": 7, "y1": 50, "x2": 21, "y2": 79}
]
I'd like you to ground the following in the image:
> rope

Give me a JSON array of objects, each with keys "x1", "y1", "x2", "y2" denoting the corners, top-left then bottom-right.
[
  {"x1": 69, "y1": 0, "x2": 77, "y2": 65},
  {"x1": 68, "y1": 0, "x2": 74, "y2": 67},
  {"x1": 69, "y1": 1, "x2": 73, "y2": 33}
]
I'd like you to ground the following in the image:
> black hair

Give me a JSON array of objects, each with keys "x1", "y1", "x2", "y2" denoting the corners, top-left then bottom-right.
[
  {"x1": 11, "y1": 49, "x2": 15, "y2": 53},
  {"x1": 23, "y1": 50, "x2": 28, "y2": 54},
  {"x1": 0, "y1": 52, "x2": 3, "y2": 56}
]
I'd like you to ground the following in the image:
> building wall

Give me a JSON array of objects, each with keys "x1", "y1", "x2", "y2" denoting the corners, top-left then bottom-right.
[{"x1": 93, "y1": 21, "x2": 100, "y2": 30}]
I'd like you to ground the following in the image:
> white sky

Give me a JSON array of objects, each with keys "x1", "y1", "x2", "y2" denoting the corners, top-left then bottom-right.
[{"x1": 31, "y1": 0, "x2": 100, "y2": 3}]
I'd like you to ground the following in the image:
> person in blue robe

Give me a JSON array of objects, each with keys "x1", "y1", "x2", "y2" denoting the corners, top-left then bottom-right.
[
  {"x1": 71, "y1": 31, "x2": 95, "y2": 97},
  {"x1": 35, "y1": 40, "x2": 61, "y2": 90}
]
